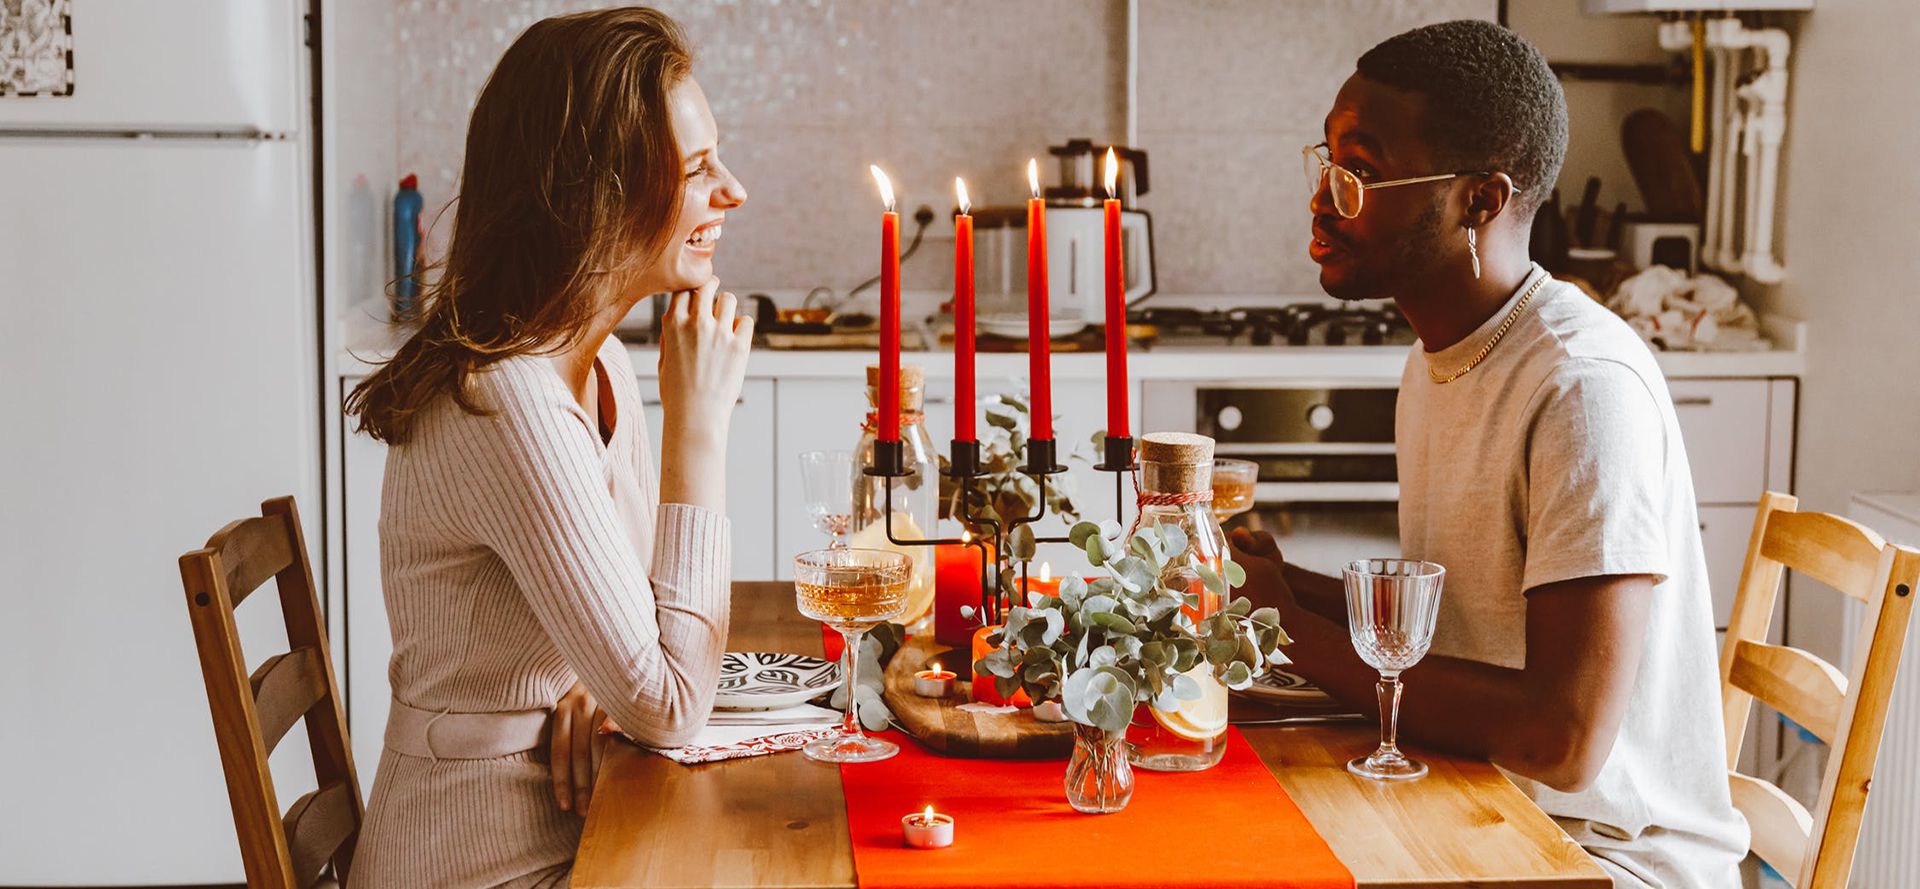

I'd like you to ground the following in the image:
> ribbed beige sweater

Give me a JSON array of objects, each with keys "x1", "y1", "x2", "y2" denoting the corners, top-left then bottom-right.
[{"x1": 351, "y1": 336, "x2": 732, "y2": 888}]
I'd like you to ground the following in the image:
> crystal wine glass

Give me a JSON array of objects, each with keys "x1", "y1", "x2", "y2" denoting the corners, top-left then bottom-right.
[
  {"x1": 1210, "y1": 458, "x2": 1259, "y2": 524},
  {"x1": 794, "y1": 547, "x2": 912, "y2": 763},
  {"x1": 1343, "y1": 558, "x2": 1445, "y2": 780},
  {"x1": 798, "y1": 450, "x2": 854, "y2": 548}
]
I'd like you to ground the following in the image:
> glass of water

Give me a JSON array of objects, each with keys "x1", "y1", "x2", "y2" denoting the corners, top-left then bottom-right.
[
  {"x1": 1343, "y1": 558, "x2": 1445, "y2": 780},
  {"x1": 798, "y1": 450, "x2": 854, "y2": 548}
]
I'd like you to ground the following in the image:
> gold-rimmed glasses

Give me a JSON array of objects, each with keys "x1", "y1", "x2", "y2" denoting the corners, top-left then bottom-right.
[{"x1": 1302, "y1": 143, "x2": 1510, "y2": 219}]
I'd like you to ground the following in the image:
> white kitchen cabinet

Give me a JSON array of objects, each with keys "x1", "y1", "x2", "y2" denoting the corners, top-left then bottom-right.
[
  {"x1": 634, "y1": 376, "x2": 778, "y2": 580},
  {"x1": 1698, "y1": 504, "x2": 1759, "y2": 630},
  {"x1": 1669, "y1": 379, "x2": 1776, "y2": 505}
]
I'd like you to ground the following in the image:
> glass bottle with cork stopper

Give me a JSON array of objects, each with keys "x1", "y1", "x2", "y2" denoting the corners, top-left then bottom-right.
[
  {"x1": 1126, "y1": 432, "x2": 1232, "y2": 772},
  {"x1": 850, "y1": 363, "x2": 938, "y2": 630}
]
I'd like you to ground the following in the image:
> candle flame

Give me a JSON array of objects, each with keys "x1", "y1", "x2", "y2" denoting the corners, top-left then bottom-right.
[
  {"x1": 1027, "y1": 158, "x2": 1041, "y2": 199},
  {"x1": 1039, "y1": 562, "x2": 1052, "y2": 582},
  {"x1": 870, "y1": 165, "x2": 895, "y2": 213},
  {"x1": 1104, "y1": 146, "x2": 1120, "y2": 198},
  {"x1": 930, "y1": 662, "x2": 942, "y2": 673},
  {"x1": 960, "y1": 529, "x2": 972, "y2": 544},
  {"x1": 922, "y1": 805, "x2": 936, "y2": 824},
  {"x1": 955, "y1": 177, "x2": 971, "y2": 215}
]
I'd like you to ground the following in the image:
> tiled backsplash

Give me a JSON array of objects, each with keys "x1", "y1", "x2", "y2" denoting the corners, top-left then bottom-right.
[{"x1": 380, "y1": 0, "x2": 1492, "y2": 297}]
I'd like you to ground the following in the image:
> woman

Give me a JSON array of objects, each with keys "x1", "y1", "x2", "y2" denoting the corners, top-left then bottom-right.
[{"x1": 343, "y1": 9, "x2": 749, "y2": 887}]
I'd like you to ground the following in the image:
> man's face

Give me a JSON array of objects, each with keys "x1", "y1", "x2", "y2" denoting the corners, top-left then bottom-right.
[{"x1": 1310, "y1": 74, "x2": 1454, "y2": 302}]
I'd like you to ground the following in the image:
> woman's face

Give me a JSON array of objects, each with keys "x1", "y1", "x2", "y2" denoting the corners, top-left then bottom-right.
[{"x1": 647, "y1": 77, "x2": 746, "y2": 294}]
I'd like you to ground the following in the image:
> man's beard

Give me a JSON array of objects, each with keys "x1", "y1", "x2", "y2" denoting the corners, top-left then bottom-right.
[{"x1": 1322, "y1": 199, "x2": 1448, "y2": 303}]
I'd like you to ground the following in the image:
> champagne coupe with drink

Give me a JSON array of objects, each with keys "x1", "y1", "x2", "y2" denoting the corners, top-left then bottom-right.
[{"x1": 794, "y1": 547, "x2": 912, "y2": 763}]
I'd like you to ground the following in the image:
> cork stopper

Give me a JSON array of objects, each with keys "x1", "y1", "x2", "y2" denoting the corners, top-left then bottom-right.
[
  {"x1": 865, "y1": 364, "x2": 925, "y2": 389},
  {"x1": 865, "y1": 364, "x2": 925, "y2": 411},
  {"x1": 1138, "y1": 432, "x2": 1214, "y2": 494}
]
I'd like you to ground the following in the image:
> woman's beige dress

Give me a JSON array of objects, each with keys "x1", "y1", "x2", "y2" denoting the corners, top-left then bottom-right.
[{"x1": 350, "y1": 336, "x2": 731, "y2": 888}]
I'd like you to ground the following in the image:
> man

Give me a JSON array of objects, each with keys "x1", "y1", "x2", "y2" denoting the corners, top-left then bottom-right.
[{"x1": 1231, "y1": 20, "x2": 1748, "y2": 888}]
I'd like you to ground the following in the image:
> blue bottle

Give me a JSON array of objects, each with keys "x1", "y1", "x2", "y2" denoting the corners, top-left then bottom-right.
[{"x1": 393, "y1": 173, "x2": 425, "y2": 321}]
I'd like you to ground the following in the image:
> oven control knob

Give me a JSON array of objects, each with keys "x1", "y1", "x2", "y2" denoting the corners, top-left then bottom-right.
[
  {"x1": 1306, "y1": 403, "x2": 1335, "y2": 431},
  {"x1": 1216, "y1": 405, "x2": 1244, "y2": 432}
]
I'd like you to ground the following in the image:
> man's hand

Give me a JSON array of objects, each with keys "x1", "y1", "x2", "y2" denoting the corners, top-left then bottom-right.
[
  {"x1": 1226, "y1": 527, "x2": 1303, "y2": 618},
  {"x1": 550, "y1": 680, "x2": 612, "y2": 816}
]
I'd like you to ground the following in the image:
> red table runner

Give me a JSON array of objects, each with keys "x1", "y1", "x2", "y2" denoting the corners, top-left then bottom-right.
[{"x1": 838, "y1": 728, "x2": 1354, "y2": 889}]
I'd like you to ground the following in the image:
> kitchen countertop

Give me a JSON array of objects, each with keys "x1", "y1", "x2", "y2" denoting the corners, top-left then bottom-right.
[{"x1": 335, "y1": 299, "x2": 1806, "y2": 382}]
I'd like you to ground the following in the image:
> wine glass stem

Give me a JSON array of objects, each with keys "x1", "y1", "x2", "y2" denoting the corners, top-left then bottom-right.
[
  {"x1": 1375, "y1": 672, "x2": 1404, "y2": 757},
  {"x1": 838, "y1": 626, "x2": 867, "y2": 739}
]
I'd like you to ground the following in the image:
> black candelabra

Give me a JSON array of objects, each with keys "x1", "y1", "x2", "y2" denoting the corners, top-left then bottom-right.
[{"x1": 864, "y1": 432, "x2": 1138, "y2": 626}]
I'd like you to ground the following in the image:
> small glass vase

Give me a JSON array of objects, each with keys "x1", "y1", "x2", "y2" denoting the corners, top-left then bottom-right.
[{"x1": 1064, "y1": 723, "x2": 1135, "y2": 814}]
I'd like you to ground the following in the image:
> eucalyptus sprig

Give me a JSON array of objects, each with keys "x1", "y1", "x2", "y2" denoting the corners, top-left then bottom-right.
[
  {"x1": 970, "y1": 520, "x2": 1291, "y2": 735},
  {"x1": 937, "y1": 393, "x2": 1084, "y2": 533}
]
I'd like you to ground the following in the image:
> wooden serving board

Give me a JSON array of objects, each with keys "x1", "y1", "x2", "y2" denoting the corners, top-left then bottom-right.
[{"x1": 881, "y1": 635, "x2": 1073, "y2": 759}]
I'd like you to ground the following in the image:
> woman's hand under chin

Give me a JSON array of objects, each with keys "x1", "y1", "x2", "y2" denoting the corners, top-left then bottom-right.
[{"x1": 655, "y1": 276, "x2": 752, "y2": 511}]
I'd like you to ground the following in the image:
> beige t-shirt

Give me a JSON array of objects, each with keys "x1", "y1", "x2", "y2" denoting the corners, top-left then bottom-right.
[{"x1": 1396, "y1": 265, "x2": 1748, "y2": 889}]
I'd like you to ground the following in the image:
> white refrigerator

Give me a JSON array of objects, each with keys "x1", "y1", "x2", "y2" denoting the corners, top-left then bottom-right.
[{"x1": 0, "y1": 1, "x2": 323, "y2": 884}]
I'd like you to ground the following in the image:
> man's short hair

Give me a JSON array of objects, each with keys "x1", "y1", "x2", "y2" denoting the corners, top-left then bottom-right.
[{"x1": 1356, "y1": 20, "x2": 1568, "y2": 217}]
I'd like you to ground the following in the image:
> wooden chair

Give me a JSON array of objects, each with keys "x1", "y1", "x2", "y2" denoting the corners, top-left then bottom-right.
[
  {"x1": 179, "y1": 496, "x2": 363, "y2": 888},
  {"x1": 1719, "y1": 491, "x2": 1920, "y2": 888}
]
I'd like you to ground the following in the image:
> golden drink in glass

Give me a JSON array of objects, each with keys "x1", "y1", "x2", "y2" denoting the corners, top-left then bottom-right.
[{"x1": 794, "y1": 547, "x2": 912, "y2": 763}]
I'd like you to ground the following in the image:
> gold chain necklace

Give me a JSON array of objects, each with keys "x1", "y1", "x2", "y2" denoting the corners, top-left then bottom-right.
[{"x1": 1427, "y1": 274, "x2": 1547, "y2": 384}]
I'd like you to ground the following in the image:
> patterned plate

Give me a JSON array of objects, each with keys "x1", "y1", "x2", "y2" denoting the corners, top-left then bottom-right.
[
  {"x1": 713, "y1": 652, "x2": 839, "y2": 711},
  {"x1": 1238, "y1": 667, "x2": 1334, "y2": 705}
]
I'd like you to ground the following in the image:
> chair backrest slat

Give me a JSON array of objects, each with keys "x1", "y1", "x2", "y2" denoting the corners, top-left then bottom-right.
[
  {"x1": 208, "y1": 514, "x2": 296, "y2": 608},
  {"x1": 1758, "y1": 510, "x2": 1885, "y2": 602},
  {"x1": 1727, "y1": 640, "x2": 1848, "y2": 744},
  {"x1": 1717, "y1": 492, "x2": 1919, "y2": 889},
  {"x1": 180, "y1": 497, "x2": 363, "y2": 889},
  {"x1": 1730, "y1": 771, "x2": 1814, "y2": 888},
  {"x1": 282, "y1": 781, "x2": 358, "y2": 887},
  {"x1": 249, "y1": 647, "x2": 327, "y2": 755}
]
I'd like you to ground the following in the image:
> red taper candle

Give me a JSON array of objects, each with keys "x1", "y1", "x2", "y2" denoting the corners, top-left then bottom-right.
[
  {"x1": 1025, "y1": 159, "x2": 1054, "y2": 441},
  {"x1": 1101, "y1": 148, "x2": 1129, "y2": 438},
  {"x1": 953, "y1": 178, "x2": 976, "y2": 443},
  {"x1": 872, "y1": 165, "x2": 901, "y2": 443}
]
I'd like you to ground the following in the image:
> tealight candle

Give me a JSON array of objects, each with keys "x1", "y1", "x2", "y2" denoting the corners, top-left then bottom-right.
[
  {"x1": 902, "y1": 805, "x2": 955, "y2": 849},
  {"x1": 913, "y1": 663, "x2": 956, "y2": 697}
]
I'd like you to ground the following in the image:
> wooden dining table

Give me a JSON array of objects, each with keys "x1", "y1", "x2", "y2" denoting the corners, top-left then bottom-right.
[{"x1": 575, "y1": 582, "x2": 1609, "y2": 889}]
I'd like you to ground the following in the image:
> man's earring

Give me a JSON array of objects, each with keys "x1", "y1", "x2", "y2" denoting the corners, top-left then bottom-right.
[{"x1": 1466, "y1": 226, "x2": 1481, "y2": 280}]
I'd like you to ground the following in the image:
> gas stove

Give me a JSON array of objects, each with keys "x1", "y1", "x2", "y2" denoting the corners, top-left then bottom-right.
[{"x1": 1127, "y1": 295, "x2": 1415, "y2": 348}]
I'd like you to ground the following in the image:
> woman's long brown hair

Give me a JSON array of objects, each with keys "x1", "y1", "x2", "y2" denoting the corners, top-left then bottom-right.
[{"x1": 346, "y1": 8, "x2": 691, "y2": 444}]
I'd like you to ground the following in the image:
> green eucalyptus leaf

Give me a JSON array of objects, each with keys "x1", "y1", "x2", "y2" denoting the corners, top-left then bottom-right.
[
  {"x1": 1089, "y1": 611, "x2": 1136, "y2": 635},
  {"x1": 1080, "y1": 594, "x2": 1119, "y2": 615},
  {"x1": 1130, "y1": 534, "x2": 1159, "y2": 561},
  {"x1": 1223, "y1": 660, "x2": 1254, "y2": 690},
  {"x1": 1195, "y1": 562, "x2": 1225, "y2": 595},
  {"x1": 1225, "y1": 596, "x2": 1252, "y2": 617},
  {"x1": 1113, "y1": 556, "x2": 1156, "y2": 594},
  {"x1": 999, "y1": 394, "x2": 1030, "y2": 413},
  {"x1": 1089, "y1": 644, "x2": 1119, "y2": 668},
  {"x1": 1156, "y1": 523, "x2": 1189, "y2": 556},
  {"x1": 1223, "y1": 558, "x2": 1248, "y2": 588},
  {"x1": 958, "y1": 604, "x2": 976, "y2": 620},
  {"x1": 1058, "y1": 575, "x2": 1087, "y2": 609},
  {"x1": 1039, "y1": 609, "x2": 1066, "y2": 645},
  {"x1": 1008, "y1": 525, "x2": 1038, "y2": 561},
  {"x1": 1205, "y1": 637, "x2": 1239, "y2": 666},
  {"x1": 1068, "y1": 521, "x2": 1101, "y2": 549},
  {"x1": 985, "y1": 409, "x2": 1018, "y2": 431},
  {"x1": 1098, "y1": 520, "x2": 1125, "y2": 542},
  {"x1": 1171, "y1": 672, "x2": 1202, "y2": 701}
]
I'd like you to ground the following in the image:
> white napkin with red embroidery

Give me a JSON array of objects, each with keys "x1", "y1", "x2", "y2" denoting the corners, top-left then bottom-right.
[{"x1": 647, "y1": 703, "x2": 844, "y2": 765}]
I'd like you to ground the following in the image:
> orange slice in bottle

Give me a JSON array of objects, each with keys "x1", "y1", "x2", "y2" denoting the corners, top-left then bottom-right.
[{"x1": 1151, "y1": 664, "x2": 1228, "y2": 741}]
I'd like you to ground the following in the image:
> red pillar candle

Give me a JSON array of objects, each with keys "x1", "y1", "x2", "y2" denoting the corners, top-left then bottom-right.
[
  {"x1": 1101, "y1": 148, "x2": 1130, "y2": 439},
  {"x1": 1024, "y1": 159, "x2": 1054, "y2": 442},
  {"x1": 872, "y1": 165, "x2": 902, "y2": 443},
  {"x1": 933, "y1": 536, "x2": 993, "y2": 649},
  {"x1": 952, "y1": 178, "x2": 976, "y2": 443}
]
